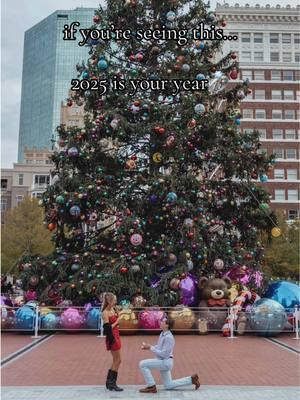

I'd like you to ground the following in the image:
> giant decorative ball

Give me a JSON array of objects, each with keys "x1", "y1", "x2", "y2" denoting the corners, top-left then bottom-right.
[
  {"x1": 179, "y1": 274, "x2": 197, "y2": 306},
  {"x1": 60, "y1": 307, "x2": 84, "y2": 329},
  {"x1": 139, "y1": 308, "x2": 164, "y2": 331},
  {"x1": 40, "y1": 312, "x2": 59, "y2": 330},
  {"x1": 1, "y1": 306, "x2": 15, "y2": 329},
  {"x1": 119, "y1": 309, "x2": 139, "y2": 334},
  {"x1": 70, "y1": 206, "x2": 81, "y2": 217},
  {"x1": 15, "y1": 306, "x2": 35, "y2": 330},
  {"x1": 249, "y1": 298, "x2": 287, "y2": 337},
  {"x1": 86, "y1": 307, "x2": 101, "y2": 329},
  {"x1": 264, "y1": 281, "x2": 300, "y2": 311},
  {"x1": 169, "y1": 306, "x2": 196, "y2": 333}
]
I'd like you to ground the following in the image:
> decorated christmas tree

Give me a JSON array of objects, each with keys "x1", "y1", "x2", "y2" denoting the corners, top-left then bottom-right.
[{"x1": 21, "y1": 0, "x2": 276, "y2": 307}]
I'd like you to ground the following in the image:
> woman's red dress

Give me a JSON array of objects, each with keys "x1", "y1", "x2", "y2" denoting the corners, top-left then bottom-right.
[{"x1": 106, "y1": 314, "x2": 121, "y2": 351}]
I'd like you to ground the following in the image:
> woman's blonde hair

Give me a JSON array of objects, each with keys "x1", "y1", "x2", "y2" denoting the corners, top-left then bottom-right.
[{"x1": 101, "y1": 292, "x2": 116, "y2": 312}]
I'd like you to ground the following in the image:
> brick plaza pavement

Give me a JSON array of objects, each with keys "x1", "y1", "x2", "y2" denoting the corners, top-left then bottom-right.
[{"x1": 1, "y1": 332, "x2": 300, "y2": 400}]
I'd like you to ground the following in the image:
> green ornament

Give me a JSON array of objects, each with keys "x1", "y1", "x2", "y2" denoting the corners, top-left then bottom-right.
[
  {"x1": 259, "y1": 203, "x2": 269, "y2": 211},
  {"x1": 56, "y1": 195, "x2": 65, "y2": 204}
]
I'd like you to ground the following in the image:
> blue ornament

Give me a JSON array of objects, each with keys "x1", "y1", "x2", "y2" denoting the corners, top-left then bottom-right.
[
  {"x1": 98, "y1": 59, "x2": 108, "y2": 70},
  {"x1": 196, "y1": 73, "x2": 205, "y2": 81},
  {"x1": 41, "y1": 313, "x2": 58, "y2": 329},
  {"x1": 86, "y1": 308, "x2": 101, "y2": 329},
  {"x1": 15, "y1": 306, "x2": 35, "y2": 330},
  {"x1": 194, "y1": 103, "x2": 205, "y2": 114},
  {"x1": 68, "y1": 147, "x2": 78, "y2": 157},
  {"x1": 82, "y1": 71, "x2": 89, "y2": 79},
  {"x1": 150, "y1": 194, "x2": 158, "y2": 204},
  {"x1": 235, "y1": 118, "x2": 241, "y2": 125},
  {"x1": 120, "y1": 299, "x2": 131, "y2": 308},
  {"x1": 166, "y1": 11, "x2": 176, "y2": 22},
  {"x1": 214, "y1": 71, "x2": 223, "y2": 79},
  {"x1": 70, "y1": 205, "x2": 81, "y2": 217},
  {"x1": 259, "y1": 174, "x2": 268, "y2": 182},
  {"x1": 182, "y1": 64, "x2": 190, "y2": 72},
  {"x1": 166, "y1": 192, "x2": 177, "y2": 203},
  {"x1": 249, "y1": 298, "x2": 287, "y2": 337},
  {"x1": 71, "y1": 263, "x2": 80, "y2": 272},
  {"x1": 199, "y1": 42, "x2": 205, "y2": 50},
  {"x1": 264, "y1": 281, "x2": 300, "y2": 311}
]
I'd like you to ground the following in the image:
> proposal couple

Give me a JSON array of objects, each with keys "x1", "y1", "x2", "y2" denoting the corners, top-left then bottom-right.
[{"x1": 102, "y1": 292, "x2": 201, "y2": 393}]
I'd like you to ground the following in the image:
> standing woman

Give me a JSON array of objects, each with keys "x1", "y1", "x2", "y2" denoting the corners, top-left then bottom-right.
[{"x1": 102, "y1": 292, "x2": 123, "y2": 391}]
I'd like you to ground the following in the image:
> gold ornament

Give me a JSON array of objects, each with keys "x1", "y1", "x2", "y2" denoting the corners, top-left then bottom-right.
[
  {"x1": 132, "y1": 295, "x2": 146, "y2": 308},
  {"x1": 169, "y1": 306, "x2": 196, "y2": 334},
  {"x1": 118, "y1": 309, "x2": 139, "y2": 335},
  {"x1": 40, "y1": 307, "x2": 52, "y2": 316},
  {"x1": 153, "y1": 152, "x2": 162, "y2": 163},
  {"x1": 271, "y1": 227, "x2": 281, "y2": 238}
]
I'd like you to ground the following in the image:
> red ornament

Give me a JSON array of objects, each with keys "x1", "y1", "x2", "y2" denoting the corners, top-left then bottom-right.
[
  {"x1": 221, "y1": 20, "x2": 227, "y2": 27},
  {"x1": 131, "y1": 155, "x2": 137, "y2": 161},
  {"x1": 67, "y1": 99, "x2": 73, "y2": 107},
  {"x1": 129, "y1": 54, "x2": 135, "y2": 61},
  {"x1": 177, "y1": 56, "x2": 185, "y2": 63},
  {"x1": 230, "y1": 69, "x2": 238, "y2": 80},
  {"x1": 187, "y1": 119, "x2": 196, "y2": 128},
  {"x1": 154, "y1": 126, "x2": 161, "y2": 133},
  {"x1": 187, "y1": 231, "x2": 194, "y2": 239},
  {"x1": 174, "y1": 64, "x2": 181, "y2": 71},
  {"x1": 120, "y1": 266, "x2": 128, "y2": 274},
  {"x1": 136, "y1": 53, "x2": 143, "y2": 62},
  {"x1": 158, "y1": 127, "x2": 165, "y2": 135},
  {"x1": 93, "y1": 15, "x2": 100, "y2": 23},
  {"x1": 231, "y1": 52, "x2": 237, "y2": 60},
  {"x1": 48, "y1": 223, "x2": 56, "y2": 231}
]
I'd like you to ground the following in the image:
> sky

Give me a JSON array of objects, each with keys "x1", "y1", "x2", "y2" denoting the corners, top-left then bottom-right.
[{"x1": 1, "y1": 0, "x2": 299, "y2": 168}]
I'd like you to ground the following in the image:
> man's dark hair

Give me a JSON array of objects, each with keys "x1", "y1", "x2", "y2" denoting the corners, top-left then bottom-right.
[{"x1": 165, "y1": 316, "x2": 174, "y2": 330}]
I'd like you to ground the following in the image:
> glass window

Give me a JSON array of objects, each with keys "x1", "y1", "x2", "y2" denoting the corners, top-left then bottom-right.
[
  {"x1": 295, "y1": 70, "x2": 300, "y2": 80},
  {"x1": 283, "y1": 70, "x2": 293, "y2": 80},
  {"x1": 272, "y1": 110, "x2": 282, "y2": 119},
  {"x1": 254, "y1": 70, "x2": 265, "y2": 80},
  {"x1": 270, "y1": 52, "x2": 280, "y2": 62},
  {"x1": 32, "y1": 192, "x2": 43, "y2": 199},
  {"x1": 270, "y1": 33, "x2": 279, "y2": 43},
  {"x1": 294, "y1": 34, "x2": 300, "y2": 44},
  {"x1": 242, "y1": 52, "x2": 251, "y2": 61},
  {"x1": 242, "y1": 70, "x2": 252, "y2": 80},
  {"x1": 271, "y1": 70, "x2": 281, "y2": 80},
  {"x1": 254, "y1": 52, "x2": 264, "y2": 62},
  {"x1": 255, "y1": 109, "x2": 266, "y2": 119},
  {"x1": 257, "y1": 129, "x2": 266, "y2": 139},
  {"x1": 18, "y1": 174, "x2": 24, "y2": 185},
  {"x1": 288, "y1": 190, "x2": 298, "y2": 201},
  {"x1": 284, "y1": 110, "x2": 295, "y2": 119},
  {"x1": 288, "y1": 209, "x2": 299, "y2": 220},
  {"x1": 272, "y1": 129, "x2": 283, "y2": 139},
  {"x1": 274, "y1": 148, "x2": 284, "y2": 159},
  {"x1": 282, "y1": 34, "x2": 291, "y2": 44},
  {"x1": 295, "y1": 53, "x2": 300, "y2": 63},
  {"x1": 254, "y1": 33, "x2": 263, "y2": 43},
  {"x1": 272, "y1": 90, "x2": 282, "y2": 99},
  {"x1": 284, "y1": 90, "x2": 294, "y2": 100},
  {"x1": 282, "y1": 53, "x2": 292, "y2": 62},
  {"x1": 242, "y1": 33, "x2": 251, "y2": 43},
  {"x1": 16, "y1": 195, "x2": 24, "y2": 206},
  {"x1": 285, "y1": 129, "x2": 296, "y2": 139},
  {"x1": 1, "y1": 179, "x2": 8, "y2": 190},
  {"x1": 274, "y1": 169, "x2": 285, "y2": 179},
  {"x1": 255, "y1": 90, "x2": 265, "y2": 99},
  {"x1": 287, "y1": 169, "x2": 297, "y2": 180},
  {"x1": 34, "y1": 175, "x2": 50, "y2": 185},
  {"x1": 275, "y1": 189, "x2": 285, "y2": 200},
  {"x1": 1, "y1": 198, "x2": 7, "y2": 211},
  {"x1": 286, "y1": 149, "x2": 296, "y2": 159},
  {"x1": 243, "y1": 109, "x2": 253, "y2": 118}
]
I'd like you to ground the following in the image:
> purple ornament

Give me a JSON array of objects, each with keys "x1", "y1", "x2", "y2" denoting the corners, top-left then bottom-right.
[
  {"x1": 1, "y1": 295, "x2": 13, "y2": 307},
  {"x1": 150, "y1": 194, "x2": 158, "y2": 204},
  {"x1": 84, "y1": 303, "x2": 92, "y2": 313},
  {"x1": 68, "y1": 147, "x2": 79, "y2": 157},
  {"x1": 179, "y1": 274, "x2": 197, "y2": 306},
  {"x1": 25, "y1": 290, "x2": 37, "y2": 301},
  {"x1": 60, "y1": 307, "x2": 85, "y2": 329},
  {"x1": 139, "y1": 308, "x2": 165, "y2": 330}
]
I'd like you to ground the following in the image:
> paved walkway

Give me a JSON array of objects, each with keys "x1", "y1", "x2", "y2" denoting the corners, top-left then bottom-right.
[{"x1": 2, "y1": 385, "x2": 299, "y2": 400}]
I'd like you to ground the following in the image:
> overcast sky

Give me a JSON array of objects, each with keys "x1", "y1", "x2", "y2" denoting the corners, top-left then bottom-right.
[{"x1": 1, "y1": 0, "x2": 298, "y2": 168}]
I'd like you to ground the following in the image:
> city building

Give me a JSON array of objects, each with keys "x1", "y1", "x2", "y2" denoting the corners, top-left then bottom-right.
[
  {"x1": 216, "y1": 3, "x2": 300, "y2": 220},
  {"x1": 60, "y1": 91, "x2": 86, "y2": 128},
  {"x1": 1, "y1": 148, "x2": 52, "y2": 219},
  {"x1": 18, "y1": 8, "x2": 95, "y2": 162}
]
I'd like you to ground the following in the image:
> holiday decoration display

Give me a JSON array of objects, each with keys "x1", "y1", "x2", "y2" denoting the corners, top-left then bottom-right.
[
  {"x1": 15, "y1": 306, "x2": 35, "y2": 330},
  {"x1": 264, "y1": 281, "x2": 300, "y2": 311},
  {"x1": 60, "y1": 307, "x2": 84, "y2": 329},
  {"x1": 249, "y1": 298, "x2": 287, "y2": 336},
  {"x1": 179, "y1": 274, "x2": 197, "y2": 306},
  {"x1": 169, "y1": 306, "x2": 196, "y2": 333},
  {"x1": 1, "y1": 306, "x2": 15, "y2": 329},
  {"x1": 139, "y1": 308, "x2": 164, "y2": 331},
  {"x1": 86, "y1": 307, "x2": 101, "y2": 329},
  {"x1": 118, "y1": 309, "x2": 139, "y2": 335},
  {"x1": 40, "y1": 312, "x2": 59, "y2": 330}
]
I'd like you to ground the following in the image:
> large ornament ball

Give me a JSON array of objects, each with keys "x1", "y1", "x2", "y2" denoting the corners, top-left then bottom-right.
[
  {"x1": 68, "y1": 147, "x2": 79, "y2": 157},
  {"x1": 179, "y1": 274, "x2": 197, "y2": 306},
  {"x1": 166, "y1": 11, "x2": 176, "y2": 22},
  {"x1": 70, "y1": 205, "x2": 81, "y2": 217},
  {"x1": 98, "y1": 59, "x2": 108, "y2": 70},
  {"x1": 1, "y1": 306, "x2": 15, "y2": 329},
  {"x1": 196, "y1": 73, "x2": 205, "y2": 80},
  {"x1": 249, "y1": 298, "x2": 287, "y2": 336},
  {"x1": 130, "y1": 233, "x2": 143, "y2": 246},
  {"x1": 41, "y1": 312, "x2": 59, "y2": 330},
  {"x1": 271, "y1": 227, "x2": 281, "y2": 238},
  {"x1": 166, "y1": 192, "x2": 177, "y2": 203},
  {"x1": 194, "y1": 103, "x2": 205, "y2": 114},
  {"x1": 264, "y1": 281, "x2": 300, "y2": 310},
  {"x1": 55, "y1": 195, "x2": 65, "y2": 205},
  {"x1": 86, "y1": 308, "x2": 101, "y2": 329},
  {"x1": 213, "y1": 258, "x2": 224, "y2": 270},
  {"x1": 60, "y1": 307, "x2": 84, "y2": 329},
  {"x1": 132, "y1": 295, "x2": 146, "y2": 308},
  {"x1": 139, "y1": 308, "x2": 164, "y2": 331},
  {"x1": 15, "y1": 306, "x2": 35, "y2": 330},
  {"x1": 170, "y1": 278, "x2": 180, "y2": 290},
  {"x1": 169, "y1": 306, "x2": 196, "y2": 333},
  {"x1": 118, "y1": 309, "x2": 139, "y2": 335},
  {"x1": 260, "y1": 174, "x2": 268, "y2": 183}
]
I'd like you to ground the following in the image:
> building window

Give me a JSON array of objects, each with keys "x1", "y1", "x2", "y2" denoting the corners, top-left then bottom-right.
[
  {"x1": 283, "y1": 70, "x2": 294, "y2": 80},
  {"x1": 284, "y1": 110, "x2": 295, "y2": 119},
  {"x1": 32, "y1": 192, "x2": 44, "y2": 199},
  {"x1": 1, "y1": 198, "x2": 7, "y2": 211},
  {"x1": 274, "y1": 169, "x2": 284, "y2": 179},
  {"x1": 282, "y1": 52, "x2": 292, "y2": 62},
  {"x1": 274, "y1": 148, "x2": 284, "y2": 159},
  {"x1": 295, "y1": 53, "x2": 300, "y2": 63},
  {"x1": 294, "y1": 34, "x2": 300, "y2": 44},
  {"x1": 242, "y1": 70, "x2": 252, "y2": 80},
  {"x1": 18, "y1": 174, "x2": 24, "y2": 185},
  {"x1": 288, "y1": 209, "x2": 299, "y2": 220},
  {"x1": 288, "y1": 190, "x2": 298, "y2": 201},
  {"x1": 257, "y1": 129, "x2": 266, "y2": 139},
  {"x1": 242, "y1": 33, "x2": 251, "y2": 43},
  {"x1": 243, "y1": 109, "x2": 253, "y2": 118},
  {"x1": 1, "y1": 179, "x2": 8, "y2": 190},
  {"x1": 287, "y1": 169, "x2": 297, "y2": 180},
  {"x1": 242, "y1": 51, "x2": 251, "y2": 61},
  {"x1": 16, "y1": 195, "x2": 24, "y2": 206},
  {"x1": 272, "y1": 90, "x2": 282, "y2": 100},
  {"x1": 255, "y1": 109, "x2": 266, "y2": 119},
  {"x1": 254, "y1": 70, "x2": 265, "y2": 80},
  {"x1": 34, "y1": 175, "x2": 50, "y2": 186},
  {"x1": 254, "y1": 33, "x2": 263, "y2": 43},
  {"x1": 295, "y1": 71, "x2": 300, "y2": 80},
  {"x1": 286, "y1": 149, "x2": 297, "y2": 159},
  {"x1": 270, "y1": 33, "x2": 279, "y2": 44},
  {"x1": 271, "y1": 70, "x2": 281, "y2": 80},
  {"x1": 254, "y1": 52, "x2": 264, "y2": 62},
  {"x1": 254, "y1": 90, "x2": 265, "y2": 99},
  {"x1": 285, "y1": 129, "x2": 296, "y2": 139},
  {"x1": 282, "y1": 33, "x2": 291, "y2": 44},
  {"x1": 275, "y1": 189, "x2": 285, "y2": 201},
  {"x1": 272, "y1": 129, "x2": 283, "y2": 139},
  {"x1": 270, "y1": 52, "x2": 280, "y2": 62},
  {"x1": 284, "y1": 90, "x2": 294, "y2": 100},
  {"x1": 272, "y1": 109, "x2": 282, "y2": 119}
]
